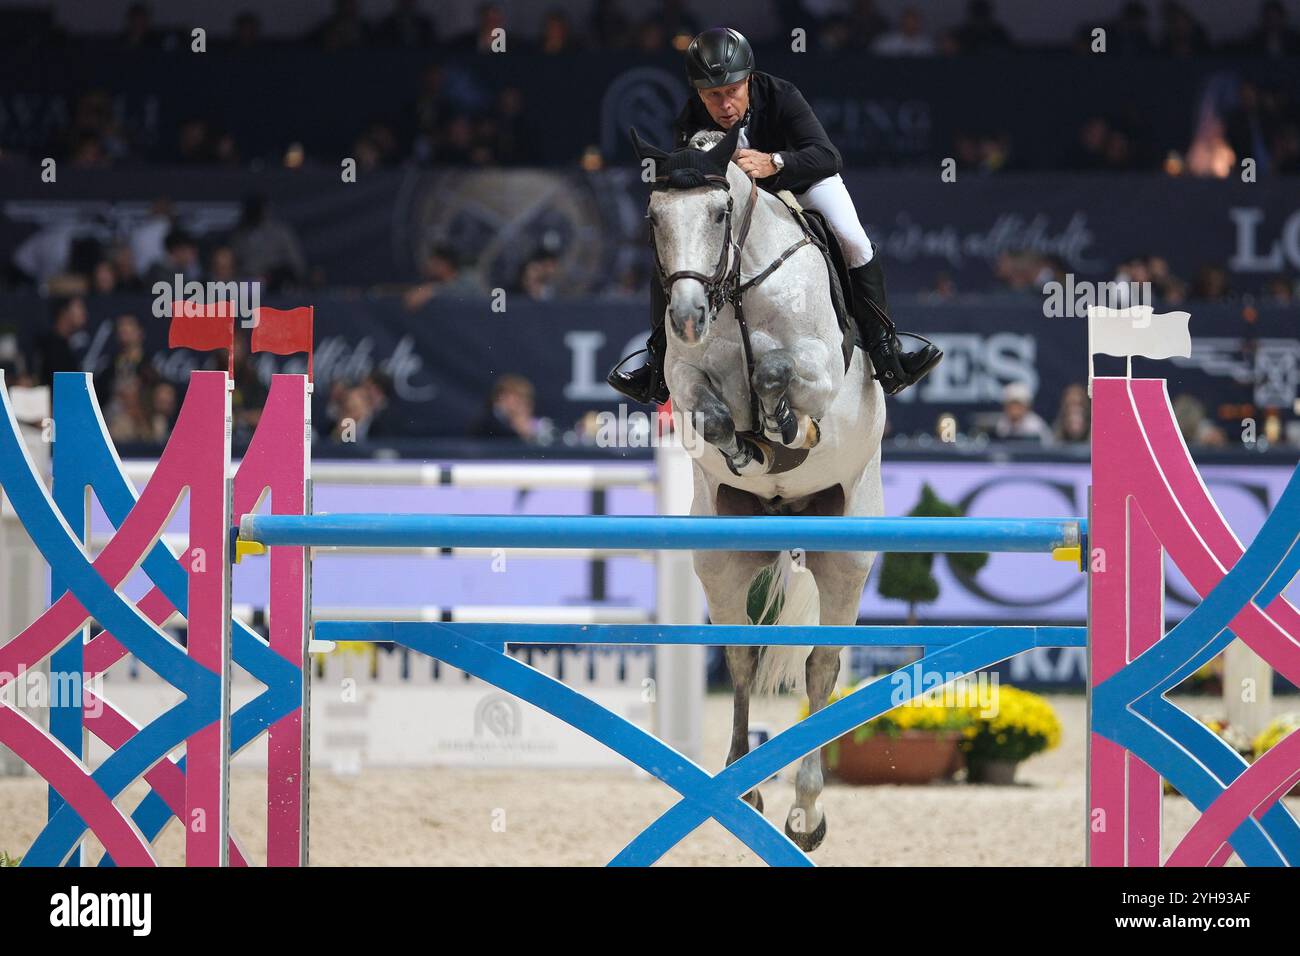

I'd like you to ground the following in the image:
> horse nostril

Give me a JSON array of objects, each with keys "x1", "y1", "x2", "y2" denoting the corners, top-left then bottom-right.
[
  {"x1": 669, "y1": 301, "x2": 706, "y2": 336},
  {"x1": 684, "y1": 307, "x2": 706, "y2": 340}
]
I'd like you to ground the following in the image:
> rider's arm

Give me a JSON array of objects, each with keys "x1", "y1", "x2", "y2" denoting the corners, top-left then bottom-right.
[{"x1": 770, "y1": 87, "x2": 842, "y2": 191}]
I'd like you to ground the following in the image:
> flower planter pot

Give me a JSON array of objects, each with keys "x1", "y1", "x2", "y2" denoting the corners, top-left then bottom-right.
[
  {"x1": 966, "y1": 757, "x2": 1020, "y2": 785},
  {"x1": 826, "y1": 729, "x2": 963, "y2": 785}
]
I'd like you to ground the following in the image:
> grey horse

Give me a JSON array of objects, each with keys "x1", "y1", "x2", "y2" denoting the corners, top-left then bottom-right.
[{"x1": 633, "y1": 124, "x2": 886, "y2": 852}]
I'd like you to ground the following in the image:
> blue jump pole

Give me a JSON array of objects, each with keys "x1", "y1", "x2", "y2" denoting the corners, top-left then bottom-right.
[
  {"x1": 240, "y1": 514, "x2": 1084, "y2": 554},
  {"x1": 318, "y1": 621, "x2": 1091, "y2": 649}
]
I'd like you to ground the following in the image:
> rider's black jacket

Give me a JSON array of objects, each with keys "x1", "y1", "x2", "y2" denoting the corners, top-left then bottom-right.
[{"x1": 672, "y1": 71, "x2": 842, "y2": 195}]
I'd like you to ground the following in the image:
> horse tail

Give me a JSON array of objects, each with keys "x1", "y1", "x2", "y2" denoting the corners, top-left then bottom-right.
[{"x1": 751, "y1": 549, "x2": 821, "y2": 696}]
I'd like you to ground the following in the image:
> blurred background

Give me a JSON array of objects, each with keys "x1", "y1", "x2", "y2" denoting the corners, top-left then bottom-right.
[{"x1": 0, "y1": 0, "x2": 1297, "y2": 460}]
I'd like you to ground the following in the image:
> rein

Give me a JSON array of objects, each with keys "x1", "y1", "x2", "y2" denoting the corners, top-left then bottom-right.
[{"x1": 648, "y1": 171, "x2": 813, "y2": 435}]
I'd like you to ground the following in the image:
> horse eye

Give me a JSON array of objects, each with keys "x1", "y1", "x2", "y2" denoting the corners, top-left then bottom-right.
[{"x1": 715, "y1": 211, "x2": 726, "y2": 223}]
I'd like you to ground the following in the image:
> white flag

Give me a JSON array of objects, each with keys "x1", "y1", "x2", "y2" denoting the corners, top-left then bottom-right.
[
  {"x1": 7, "y1": 384, "x2": 51, "y2": 427},
  {"x1": 1089, "y1": 306, "x2": 1191, "y2": 360}
]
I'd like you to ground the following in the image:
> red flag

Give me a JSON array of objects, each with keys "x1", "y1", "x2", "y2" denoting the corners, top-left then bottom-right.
[
  {"x1": 251, "y1": 306, "x2": 314, "y2": 356},
  {"x1": 252, "y1": 305, "x2": 315, "y2": 380},
  {"x1": 168, "y1": 300, "x2": 235, "y2": 352}
]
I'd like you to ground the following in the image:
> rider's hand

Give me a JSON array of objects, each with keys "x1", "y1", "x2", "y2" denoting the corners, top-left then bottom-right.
[{"x1": 734, "y1": 149, "x2": 778, "y2": 180}]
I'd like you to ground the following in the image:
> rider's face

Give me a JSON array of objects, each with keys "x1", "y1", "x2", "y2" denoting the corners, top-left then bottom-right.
[{"x1": 698, "y1": 79, "x2": 749, "y2": 130}]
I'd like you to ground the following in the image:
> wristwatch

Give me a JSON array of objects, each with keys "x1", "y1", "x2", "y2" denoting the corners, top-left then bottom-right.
[{"x1": 771, "y1": 152, "x2": 785, "y2": 172}]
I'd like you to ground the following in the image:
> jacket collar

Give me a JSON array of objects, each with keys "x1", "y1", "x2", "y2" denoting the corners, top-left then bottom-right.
[{"x1": 746, "y1": 71, "x2": 767, "y2": 120}]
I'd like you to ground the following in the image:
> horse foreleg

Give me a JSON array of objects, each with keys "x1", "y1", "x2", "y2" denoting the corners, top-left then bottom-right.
[
  {"x1": 680, "y1": 373, "x2": 770, "y2": 477},
  {"x1": 753, "y1": 345, "x2": 831, "y2": 450}
]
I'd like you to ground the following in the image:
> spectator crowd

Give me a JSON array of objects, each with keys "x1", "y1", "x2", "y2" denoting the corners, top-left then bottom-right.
[
  {"x1": 5, "y1": 1, "x2": 1298, "y2": 175},
  {"x1": 1, "y1": 0, "x2": 1296, "y2": 453},
  {"x1": 8, "y1": 194, "x2": 310, "y2": 296},
  {"x1": 12, "y1": 0, "x2": 1300, "y2": 59}
]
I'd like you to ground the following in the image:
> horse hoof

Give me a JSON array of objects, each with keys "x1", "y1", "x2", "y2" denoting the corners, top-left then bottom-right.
[
  {"x1": 724, "y1": 442, "x2": 768, "y2": 477},
  {"x1": 784, "y1": 812, "x2": 827, "y2": 853},
  {"x1": 802, "y1": 418, "x2": 821, "y2": 450},
  {"x1": 762, "y1": 398, "x2": 800, "y2": 446},
  {"x1": 743, "y1": 789, "x2": 764, "y2": 813}
]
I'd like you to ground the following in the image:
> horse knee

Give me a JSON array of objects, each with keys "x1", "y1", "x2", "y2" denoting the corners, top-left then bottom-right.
[
  {"x1": 753, "y1": 350, "x2": 795, "y2": 400},
  {"x1": 690, "y1": 389, "x2": 736, "y2": 447}
]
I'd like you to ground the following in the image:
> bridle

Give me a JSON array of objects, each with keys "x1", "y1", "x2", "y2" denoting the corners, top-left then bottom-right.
[
  {"x1": 647, "y1": 171, "x2": 754, "y2": 317},
  {"x1": 648, "y1": 169, "x2": 817, "y2": 315}
]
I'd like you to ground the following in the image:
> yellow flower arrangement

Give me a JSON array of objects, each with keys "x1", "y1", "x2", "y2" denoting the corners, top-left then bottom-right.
[
  {"x1": 311, "y1": 640, "x2": 378, "y2": 678},
  {"x1": 798, "y1": 677, "x2": 1067, "y2": 770},
  {"x1": 333, "y1": 640, "x2": 375, "y2": 658},
  {"x1": 1186, "y1": 656, "x2": 1224, "y2": 691},
  {"x1": 797, "y1": 678, "x2": 974, "y2": 744},
  {"x1": 960, "y1": 684, "x2": 1062, "y2": 765},
  {"x1": 1253, "y1": 713, "x2": 1300, "y2": 759}
]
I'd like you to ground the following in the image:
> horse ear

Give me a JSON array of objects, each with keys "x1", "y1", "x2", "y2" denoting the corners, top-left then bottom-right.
[
  {"x1": 708, "y1": 123, "x2": 742, "y2": 173},
  {"x1": 629, "y1": 127, "x2": 669, "y2": 164}
]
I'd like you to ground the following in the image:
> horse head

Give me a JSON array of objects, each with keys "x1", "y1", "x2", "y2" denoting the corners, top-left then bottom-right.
[{"x1": 630, "y1": 123, "x2": 742, "y2": 345}]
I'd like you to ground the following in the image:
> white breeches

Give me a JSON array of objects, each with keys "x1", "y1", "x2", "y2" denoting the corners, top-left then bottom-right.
[{"x1": 796, "y1": 174, "x2": 875, "y2": 268}]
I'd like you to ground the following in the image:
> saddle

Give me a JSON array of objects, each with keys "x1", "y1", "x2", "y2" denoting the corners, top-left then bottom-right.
[{"x1": 773, "y1": 191, "x2": 858, "y2": 374}]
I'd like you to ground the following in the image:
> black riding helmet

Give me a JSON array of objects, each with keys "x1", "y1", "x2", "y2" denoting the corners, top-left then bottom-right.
[{"x1": 685, "y1": 27, "x2": 754, "y2": 89}]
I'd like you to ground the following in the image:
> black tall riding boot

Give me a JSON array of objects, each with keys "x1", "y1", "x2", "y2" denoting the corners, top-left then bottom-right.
[
  {"x1": 607, "y1": 280, "x2": 671, "y2": 405},
  {"x1": 849, "y1": 248, "x2": 943, "y2": 396}
]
